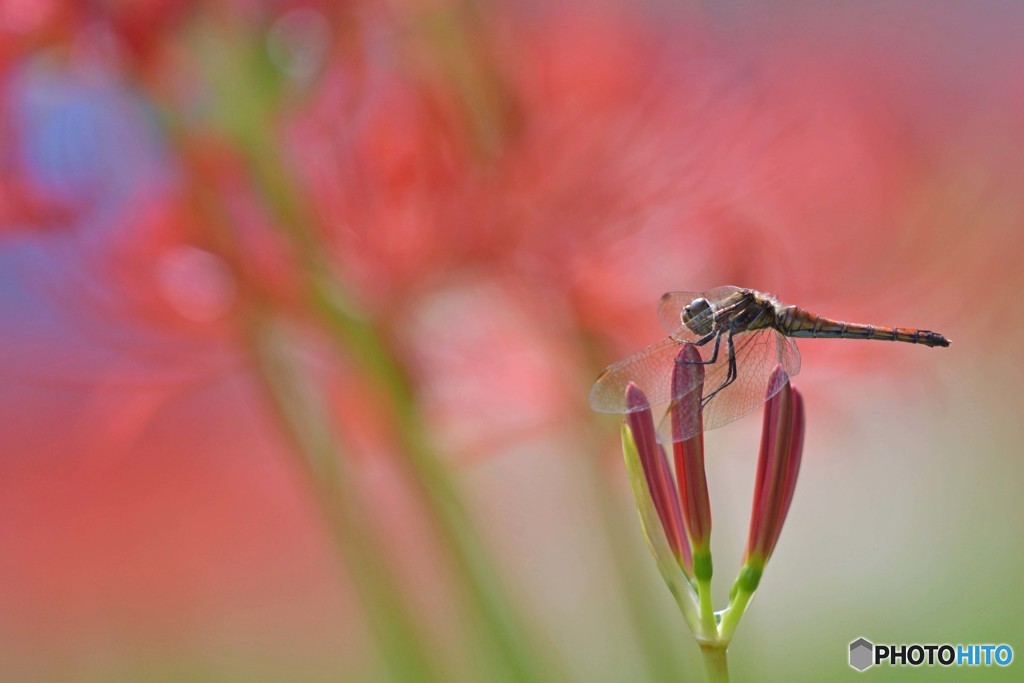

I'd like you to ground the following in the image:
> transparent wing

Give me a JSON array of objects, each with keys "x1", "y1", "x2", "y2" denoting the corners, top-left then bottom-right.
[
  {"x1": 588, "y1": 337, "x2": 689, "y2": 414},
  {"x1": 657, "y1": 285, "x2": 745, "y2": 339},
  {"x1": 655, "y1": 328, "x2": 801, "y2": 442}
]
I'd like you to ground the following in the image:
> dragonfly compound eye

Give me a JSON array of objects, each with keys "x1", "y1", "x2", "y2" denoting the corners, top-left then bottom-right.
[{"x1": 682, "y1": 297, "x2": 714, "y2": 335}]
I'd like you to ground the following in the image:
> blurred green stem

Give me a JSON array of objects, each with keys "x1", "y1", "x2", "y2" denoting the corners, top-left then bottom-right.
[
  {"x1": 583, "y1": 442, "x2": 688, "y2": 682},
  {"x1": 179, "y1": 18, "x2": 559, "y2": 681},
  {"x1": 247, "y1": 313, "x2": 445, "y2": 683},
  {"x1": 307, "y1": 279, "x2": 558, "y2": 683}
]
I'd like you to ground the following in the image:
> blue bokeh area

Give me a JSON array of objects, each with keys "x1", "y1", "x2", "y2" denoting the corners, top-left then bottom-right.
[{"x1": 1, "y1": 61, "x2": 178, "y2": 383}]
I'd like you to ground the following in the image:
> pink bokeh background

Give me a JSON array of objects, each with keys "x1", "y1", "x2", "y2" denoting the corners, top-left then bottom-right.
[{"x1": 2, "y1": 1, "x2": 1023, "y2": 680}]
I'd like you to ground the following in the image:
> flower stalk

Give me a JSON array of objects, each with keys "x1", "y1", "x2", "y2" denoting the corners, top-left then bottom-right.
[
  {"x1": 615, "y1": 359, "x2": 805, "y2": 683},
  {"x1": 246, "y1": 314, "x2": 447, "y2": 683},
  {"x1": 147, "y1": 23, "x2": 562, "y2": 681}
]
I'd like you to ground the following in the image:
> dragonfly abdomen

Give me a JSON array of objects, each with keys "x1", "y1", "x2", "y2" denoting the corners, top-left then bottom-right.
[{"x1": 775, "y1": 306, "x2": 950, "y2": 347}]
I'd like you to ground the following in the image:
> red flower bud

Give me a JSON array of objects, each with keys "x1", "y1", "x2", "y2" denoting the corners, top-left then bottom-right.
[
  {"x1": 671, "y1": 344, "x2": 712, "y2": 552},
  {"x1": 745, "y1": 366, "x2": 805, "y2": 564},
  {"x1": 625, "y1": 383, "x2": 692, "y2": 572}
]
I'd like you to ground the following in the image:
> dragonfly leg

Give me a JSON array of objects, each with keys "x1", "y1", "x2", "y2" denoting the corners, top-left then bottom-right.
[
  {"x1": 701, "y1": 331, "x2": 738, "y2": 406},
  {"x1": 677, "y1": 331, "x2": 722, "y2": 365},
  {"x1": 694, "y1": 331, "x2": 717, "y2": 347}
]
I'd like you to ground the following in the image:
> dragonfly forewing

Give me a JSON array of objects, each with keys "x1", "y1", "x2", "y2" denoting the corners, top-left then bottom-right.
[
  {"x1": 590, "y1": 326, "x2": 801, "y2": 443},
  {"x1": 588, "y1": 337, "x2": 701, "y2": 414}
]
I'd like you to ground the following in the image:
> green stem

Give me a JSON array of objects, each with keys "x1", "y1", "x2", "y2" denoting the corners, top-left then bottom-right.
[
  {"x1": 720, "y1": 561, "x2": 761, "y2": 642},
  {"x1": 719, "y1": 588, "x2": 753, "y2": 643},
  {"x1": 247, "y1": 314, "x2": 445, "y2": 683},
  {"x1": 312, "y1": 286, "x2": 557, "y2": 683},
  {"x1": 696, "y1": 578, "x2": 718, "y2": 640},
  {"x1": 584, "y1": 443, "x2": 688, "y2": 682},
  {"x1": 142, "y1": 18, "x2": 551, "y2": 681},
  {"x1": 699, "y1": 643, "x2": 730, "y2": 683},
  {"x1": 179, "y1": 20, "x2": 557, "y2": 680}
]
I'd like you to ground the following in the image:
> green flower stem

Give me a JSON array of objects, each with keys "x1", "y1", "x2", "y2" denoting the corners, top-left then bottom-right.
[
  {"x1": 247, "y1": 314, "x2": 445, "y2": 683},
  {"x1": 309, "y1": 279, "x2": 560, "y2": 683},
  {"x1": 143, "y1": 54, "x2": 443, "y2": 683},
  {"x1": 699, "y1": 643, "x2": 730, "y2": 683},
  {"x1": 719, "y1": 561, "x2": 763, "y2": 642},
  {"x1": 696, "y1": 577, "x2": 718, "y2": 640},
  {"x1": 692, "y1": 548, "x2": 717, "y2": 641},
  {"x1": 178, "y1": 22, "x2": 559, "y2": 682},
  {"x1": 718, "y1": 590, "x2": 751, "y2": 644}
]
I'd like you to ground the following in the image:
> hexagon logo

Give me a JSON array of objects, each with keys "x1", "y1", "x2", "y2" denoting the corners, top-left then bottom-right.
[{"x1": 849, "y1": 637, "x2": 874, "y2": 671}]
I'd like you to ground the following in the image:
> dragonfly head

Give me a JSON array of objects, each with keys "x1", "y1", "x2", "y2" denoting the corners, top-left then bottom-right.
[{"x1": 681, "y1": 297, "x2": 714, "y2": 335}]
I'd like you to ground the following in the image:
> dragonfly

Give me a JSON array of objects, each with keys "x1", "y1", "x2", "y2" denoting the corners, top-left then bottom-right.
[{"x1": 589, "y1": 286, "x2": 950, "y2": 442}]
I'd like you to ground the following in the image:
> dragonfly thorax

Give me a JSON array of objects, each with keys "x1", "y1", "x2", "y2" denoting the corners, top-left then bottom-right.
[{"x1": 681, "y1": 297, "x2": 714, "y2": 335}]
